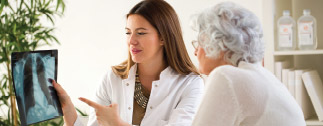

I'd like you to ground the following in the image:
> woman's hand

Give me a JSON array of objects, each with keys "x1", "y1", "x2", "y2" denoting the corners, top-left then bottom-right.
[
  {"x1": 79, "y1": 97, "x2": 130, "y2": 126},
  {"x1": 51, "y1": 79, "x2": 77, "y2": 126}
]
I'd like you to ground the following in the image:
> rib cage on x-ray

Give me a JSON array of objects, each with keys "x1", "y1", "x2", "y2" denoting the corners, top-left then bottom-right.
[
  {"x1": 12, "y1": 51, "x2": 62, "y2": 126},
  {"x1": 23, "y1": 54, "x2": 54, "y2": 116}
]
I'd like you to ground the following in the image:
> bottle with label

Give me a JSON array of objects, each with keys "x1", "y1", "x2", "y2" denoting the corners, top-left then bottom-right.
[
  {"x1": 297, "y1": 9, "x2": 317, "y2": 50},
  {"x1": 277, "y1": 10, "x2": 296, "y2": 51}
]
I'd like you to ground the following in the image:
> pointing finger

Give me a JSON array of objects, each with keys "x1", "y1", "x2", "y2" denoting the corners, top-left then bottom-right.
[{"x1": 79, "y1": 97, "x2": 102, "y2": 109}]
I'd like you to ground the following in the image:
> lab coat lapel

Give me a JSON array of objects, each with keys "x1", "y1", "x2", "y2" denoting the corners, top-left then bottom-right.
[
  {"x1": 122, "y1": 64, "x2": 136, "y2": 123},
  {"x1": 145, "y1": 67, "x2": 174, "y2": 112}
]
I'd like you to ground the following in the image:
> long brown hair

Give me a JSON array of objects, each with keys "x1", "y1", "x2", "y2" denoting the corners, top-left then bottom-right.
[{"x1": 112, "y1": 0, "x2": 198, "y2": 79}]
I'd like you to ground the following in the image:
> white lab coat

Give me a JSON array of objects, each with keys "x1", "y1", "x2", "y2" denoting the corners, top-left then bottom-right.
[{"x1": 74, "y1": 64, "x2": 204, "y2": 126}]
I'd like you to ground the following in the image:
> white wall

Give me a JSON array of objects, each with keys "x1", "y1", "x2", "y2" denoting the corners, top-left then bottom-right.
[{"x1": 37, "y1": 0, "x2": 263, "y2": 115}]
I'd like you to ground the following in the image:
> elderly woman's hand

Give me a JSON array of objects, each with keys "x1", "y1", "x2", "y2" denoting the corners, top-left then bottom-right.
[
  {"x1": 79, "y1": 97, "x2": 130, "y2": 126},
  {"x1": 51, "y1": 79, "x2": 77, "y2": 126}
]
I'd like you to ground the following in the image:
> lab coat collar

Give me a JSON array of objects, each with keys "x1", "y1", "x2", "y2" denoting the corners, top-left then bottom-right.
[
  {"x1": 124, "y1": 64, "x2": 176, "y2": 82},
  {"x1": 125, "y1": 64, "x2": 137, "y2": 82}
]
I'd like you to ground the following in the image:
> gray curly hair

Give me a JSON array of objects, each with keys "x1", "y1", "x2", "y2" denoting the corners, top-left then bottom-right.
[{"x1": 191, "y1": 2, "x2": 264, "y2": 66}]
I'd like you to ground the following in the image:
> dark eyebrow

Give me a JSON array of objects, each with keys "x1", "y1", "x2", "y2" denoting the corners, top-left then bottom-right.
[
  {"x1": 135, "y1": 28, "x2": 147, "y2": 31},
  {"x1": 125, "y1": 27, "x2": 148, "y2": 31}
]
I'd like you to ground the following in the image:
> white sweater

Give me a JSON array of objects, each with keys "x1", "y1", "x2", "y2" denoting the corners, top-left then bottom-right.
[{"x1": 193, "y1": 61, "x2": 306, "y2": 126}]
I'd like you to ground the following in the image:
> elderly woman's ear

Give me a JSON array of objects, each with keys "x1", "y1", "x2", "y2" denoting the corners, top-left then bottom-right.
[
  {"x1": 194, "y1": 47, "x2": 199, "y2": 56},
  {"x1": 217, "y1": 51, "x2": 228, "y2": 65},
  {"x1": 219, "y1": 51, "x2": 226, "y2": 59}
]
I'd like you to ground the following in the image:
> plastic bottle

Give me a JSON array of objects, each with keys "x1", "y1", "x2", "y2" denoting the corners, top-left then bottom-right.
[
  {"x1": 277, "y1": 10, "x2": 296, "y2": 51},
  {"x1": 297, "y1": 9, "x2": 317, "y2": 50}
]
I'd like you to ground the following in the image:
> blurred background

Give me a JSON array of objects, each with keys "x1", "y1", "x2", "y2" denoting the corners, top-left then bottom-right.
[
  {"x1": 48, "y1": 0, "x2": 263, "y2": 114},
  {"x1": 0, "y1": 0, "x2": 263, "y2": 117}
]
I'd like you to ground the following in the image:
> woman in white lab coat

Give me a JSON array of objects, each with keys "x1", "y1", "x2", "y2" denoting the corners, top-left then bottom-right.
[
  {"x1": 190, "y1": 2, "x2": 306, "y2": 126},
  {"x1": 52, "y1": 0, "x2": 204, "y2": 126}
]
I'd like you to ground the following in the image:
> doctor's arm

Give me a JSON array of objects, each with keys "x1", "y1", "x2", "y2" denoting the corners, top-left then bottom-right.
[
  {"x1": 79, "y1": 97, "x2": 130, "y2": 126},
  {"x1": 86, "y1": 72, "x2": 114, "y2": 126},
  {"x1": 166, "y1": 77, "x2": 204, "y2": 125}
]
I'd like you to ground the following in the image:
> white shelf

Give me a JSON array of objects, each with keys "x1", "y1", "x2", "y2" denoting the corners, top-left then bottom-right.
[
  {"x1": 306, "y1": 117, "x2": 323, "y2": 126},
  {"x1": 263, "y1": 0, "x2": 323, "y2": 126},
  {"x1": 274, "y1": 49, "x2": 323, "y2": 56}
]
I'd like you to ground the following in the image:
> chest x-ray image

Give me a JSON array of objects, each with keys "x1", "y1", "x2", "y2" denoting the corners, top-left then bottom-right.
[{"x1": 11, "y1": 50, "x2": 63, "y2": 126}]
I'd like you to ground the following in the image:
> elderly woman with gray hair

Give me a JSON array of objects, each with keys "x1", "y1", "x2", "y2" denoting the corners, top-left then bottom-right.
[{"x1": 191, "y1": 2, "x2": 306, "y2": 126}]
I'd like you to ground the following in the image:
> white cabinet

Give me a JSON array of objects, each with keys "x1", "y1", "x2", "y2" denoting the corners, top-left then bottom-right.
[{"x1": 263, "y1": 0, "x2": 323, "y2": 125}]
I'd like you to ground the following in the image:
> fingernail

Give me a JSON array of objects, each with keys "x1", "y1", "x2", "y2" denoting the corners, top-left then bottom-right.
[
  {"x1": 78, "y1": 98, "x2": 84, "y2": 102},
  {"x1": 48, "y1": 78, "x2": 53, "y2": 83}
]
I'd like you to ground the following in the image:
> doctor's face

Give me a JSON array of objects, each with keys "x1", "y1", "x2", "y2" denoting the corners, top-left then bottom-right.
[{"x1": 126, "y1": 14, "x2": 164, "y2": 63}]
